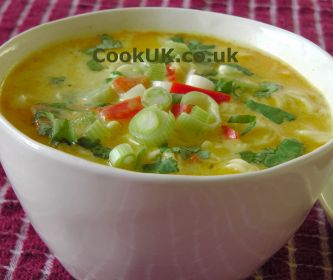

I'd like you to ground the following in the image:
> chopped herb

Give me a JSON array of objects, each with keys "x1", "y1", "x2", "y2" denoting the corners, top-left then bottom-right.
[
  {"x1": 77, "y1": 137, "x2": 99, "y2": 148},
  {"x1": 246, "y1": 99, "x2": 295, "y2": 124},
  {"x1": 98, "y1": 34, "x2": 122, "y2": 49},
  {"x1": 91, "y1": 144, "x2": 112, "y2": 159},
  {"x1": 143, "y1": 157, "x2": 179, "y2": 174},
  {"x1": 45, "y1": 103, "x2": 68, "y2": 109},
  {"x1": 187, "y1": 40, "x2": 215, "y2": 53},
  {"x1": 170, "y1": 36, "x2": 185, "y2": 43},
  {"x1": 77, "y1": 137, "x2": 111, "y2": 159},
  {"x1": 239, "y1": 121, "x2": 256, "y2": 136},
  {"x1": 34, "y1": 111, "x2": 75, "y2": 144},
  {"x1": 161, "y1": 146, "x2": 210, "y2": 160},
  {"x1": 37, "y1": 122, "x2": 52, "y2": 136},
  {"x1": 228, "y1": 114, "x2": 257, "y2": 136},
  {"x1": 228, "y1": 115, "x2": 256, "y2": 123},
  {"x1": 87, "y1": 102, "x2": 111, "y2": 107},
  {"x1": 255, "y1": 82, "x2": 282, "y2": 98},
  {"x1": 215, "y1": 80, "x2": 234, "y2": 94},
  {"x1": 49, "y1": 76, "x2": 66, "y2": 85},
  {"x1": 83, "y1": 34, "x2": 123, "y2": 55},
  {"x1": 224, "y1": 63, "x2": 253, "y2": 76},
  {"x1": 196, "y1": 150, "x2": 210, "y2": 159},
  {"x1": 169, "y1": 37, "x2": 215, "y2": 60},
  {"x1": 87, "y1": 59, "x2": 105, "y2": 71},
  {"x1": 240, "y1": 138, "x2": 304, "y2": 167}
]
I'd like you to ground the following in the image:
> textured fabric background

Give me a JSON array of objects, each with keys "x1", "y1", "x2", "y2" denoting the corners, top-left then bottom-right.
[{"x1": 0, "y1": 0, "x2": 333, "y2": 279}]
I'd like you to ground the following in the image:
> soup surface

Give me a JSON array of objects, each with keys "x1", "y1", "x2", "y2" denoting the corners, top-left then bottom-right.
[{"x1": 1, "y1": 32, "x2": 332, "y2": 175}]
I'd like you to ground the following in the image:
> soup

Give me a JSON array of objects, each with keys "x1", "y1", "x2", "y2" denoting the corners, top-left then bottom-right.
[{"x1": 1, "y1": 32, "x2": 332, "y2": 175}]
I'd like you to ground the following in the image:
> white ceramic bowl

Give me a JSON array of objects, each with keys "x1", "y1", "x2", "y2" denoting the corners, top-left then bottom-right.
[{"x1": 1, "y1": 8, "x2": 333, "y2": 280}]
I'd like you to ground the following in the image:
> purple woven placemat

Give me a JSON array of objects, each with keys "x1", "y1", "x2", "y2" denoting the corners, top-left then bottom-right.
[{"x1": 0, "y1": 0, "x2": 333, "y2": 279}]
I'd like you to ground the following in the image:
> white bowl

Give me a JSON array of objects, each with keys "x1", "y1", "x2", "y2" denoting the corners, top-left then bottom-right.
[{"x1": 1, "y1": 8, "x2": 333, "y2": 280}]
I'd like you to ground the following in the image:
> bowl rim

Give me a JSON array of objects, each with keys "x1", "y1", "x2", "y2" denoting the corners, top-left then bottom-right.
[{"x1": 1, "y1": 7, "x2": 333, "y2": 182}]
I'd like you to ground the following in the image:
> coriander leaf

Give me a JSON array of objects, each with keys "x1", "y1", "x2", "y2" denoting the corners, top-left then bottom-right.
[
  {"x1": 255, "y1": 82, "x2": 281, "y2": 98},
  {"x1": 143, "y1": 157, "x2": 179, "y2": 174},
  {"x1": 159, "y1": 144, "x2": 171, "y2": 153},
  {"x1": 179, "y1": 149, "x2": 192, "y2": 160},
  {"x1": 196, "y1": 150, "x2": 210, "y2": 159},
  {"x1": 187, "y1": 40, "x2": 215, "y2": 52},
  {"x1": 37, "y1": 122, "x2": 52, "y2": 136},
  {"x1": 240, "y1": 148, "x2": 274, "y2": 164},
  {"x1": 215, "y1": 80, "x2": 234, "y2": 94},
  {"x1": 240, "y1": 121, "x2": 256, "y2": 136},
  {"x1": 240, "y1": 139, "x2": 304, "y2": 167},
  {"x1": 161, "y1": 146, "x2": 210, "y2": 160},
  {"x1": 187, "y1": 40, "x2": 215, "y2": 60},
  {"x1": 170, "y1": 36, "x2": 185, "y2": 43},
  {"x1": 246, "y1": 100, "x2": 295, "y2": 124},
  {"x1": 264, "y1": 138, "x2": 304, "y2": 167},
  {"x1": 224, "y1": 63, "x2": 253, "y2": 76},
  {"x1": 228, "y1": 115, "x2": 256, "y2": 123},
  {"x1": 77, "y1": 137, "x2": 100, "y2": 149},
  {"x1": 98, "y1": 34, "x2": 122, "y2": 49},
  {"x1": 83, "y1": 34, "x2": 123, "y2": 55},
  {"x1": 228, "y1": 115, "x2": 257, "y2": 136},
  {"x1": 91, "y1": 145, "x2": 111, "y2": 159},
  {"x1": 46, "y1": 103, "x2": 68, "y2": 109},
  {"x1": 49, "y1": 76, "x2": 66, "y2": 85},
  {"x1": 87, "y1": 59, "x2": 105, "y2": 71},
  {"x1": 34, "y1": 111, "x2": 74, "y2": 143},
  {"x1": 77, "y1": 137, "x2": 111, "y2": 159},
  {"x1": 183, "y1": 147, "x2": 201, "y2": 153}
]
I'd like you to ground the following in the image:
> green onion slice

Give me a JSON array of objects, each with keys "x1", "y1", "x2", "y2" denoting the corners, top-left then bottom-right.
[
  {"x1": 142, "y1": 87, "x2": 172, "y2": 110},
  {"x1": 109, "y1": 143, "x2": 137, "y2": 169},
  {"x1": 129, "y1": 107, "x2": 175, "y2": 147}
]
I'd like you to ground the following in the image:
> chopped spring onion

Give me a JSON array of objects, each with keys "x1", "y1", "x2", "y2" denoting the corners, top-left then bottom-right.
[
  {"x1": 186, "y1": 74, "x2": 215, "y2": 90},
  {"x1": 85, "y1": 119, "x2": 120, "y2": 140},
  {"x1": 142, "y1": 87, "x2": 172, "y2": 110},
  {"x1": 129, "y1": 107, "x2": 175, "y2": 147},
  {"x1": 146, "y1": 63, "x2": 166, "y2": 81},
  {"x1": 176, "y1": 111, "x2": 210, "y2": 137},
  {"x1": 175, "y1": 92, "x2": 222, "y2": 139},
  {"x1": 120, "y1": 84, "x2": 146, "y2": 101},
  {"x1": 152, "y1": 81, "x2": 172, "y2": 91},
  {"x1": 218, "y1": 64, "x2": 253, "y2": 76},
  {"x1": 190, "y1": 105, "x2": 210, "y2": 123},
  {"x1": 164, "y1": 40, "x2": 190, "y2": 57},
  {"x1": 81, "y1": 84, "x2": 116, "y2": 104},
  {"x1": 109, "y1": 143, "x2": 137, "y2": 169},
  {"x1": 52, "y1": 119, "x2": 76, "y2": 144},
  {"x1": 116, "y1": 64, "x2": 144, "y2": 77},
  {"x1": 180, "y1": 91, "x2": 221, "y2": 129}
]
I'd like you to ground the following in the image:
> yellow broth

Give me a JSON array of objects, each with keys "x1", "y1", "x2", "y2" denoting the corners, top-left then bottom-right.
[{"x1": 0, "y1": 32, "x2": 332, "y2": 175}]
